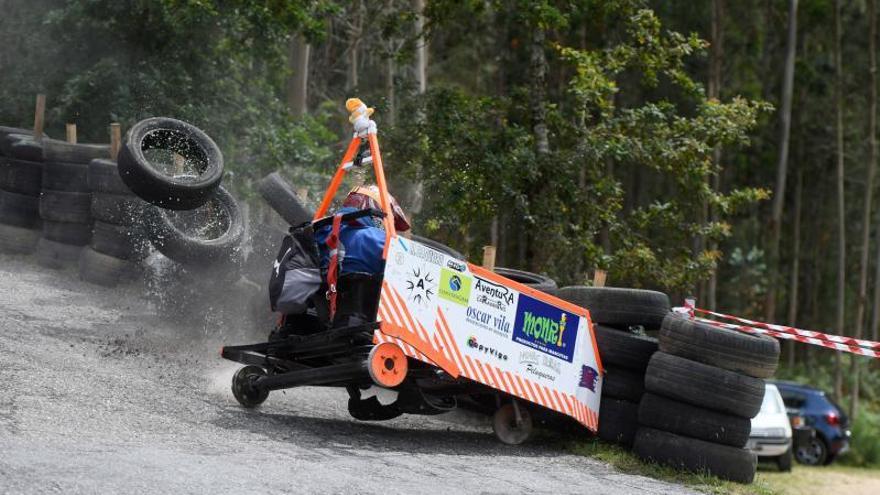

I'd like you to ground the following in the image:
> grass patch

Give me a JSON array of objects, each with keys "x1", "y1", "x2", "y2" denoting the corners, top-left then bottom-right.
[
  {"x1": 566, "y1": 438, "x2": 779, "y2": 495},
  {"x1": 758, "y1": 463, "x2": 880, "y2": 495}
]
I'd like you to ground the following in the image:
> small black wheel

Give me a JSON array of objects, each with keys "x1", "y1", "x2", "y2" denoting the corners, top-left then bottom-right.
[
  {"x1": 492, "y1": 401, "x2": 533, "y2": 445},
  {"x1": 231, "y1": 365, "x2": 268, "y2": 408},
  {"x1": 795, "y1": 436, "x2": 828, "y2": 465}
]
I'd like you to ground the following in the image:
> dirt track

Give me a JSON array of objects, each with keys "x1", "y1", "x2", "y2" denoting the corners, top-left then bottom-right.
[{"x1": 0, "y1": 253, "x2": 696, "y2": 494}]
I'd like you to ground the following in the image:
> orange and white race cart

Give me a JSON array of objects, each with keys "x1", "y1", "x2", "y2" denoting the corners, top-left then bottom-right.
[{"x1": 221, "y1": 100, "x2": 604, "y2": 444}]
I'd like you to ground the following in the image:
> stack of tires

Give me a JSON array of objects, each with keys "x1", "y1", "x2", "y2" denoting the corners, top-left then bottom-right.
[
  {"x1": 36, "y1": 140, "x2": 110, "y2": 269},
  {"x1": 633, "y1": 313, "x2": 781, "y2": 484},
  {"x1": 556, "y1": 287, "x2": 669, "y2": 447},
  {"x1": 79, "y1": 158, "x2": 150, "y2": 286},
  {"x1": 0, "y1": 131, "x2": 43, "y2": 254}
]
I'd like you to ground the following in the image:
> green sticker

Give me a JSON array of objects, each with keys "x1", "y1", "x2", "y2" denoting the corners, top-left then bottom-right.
[{"x1": 439, "y1": 268, "x2": 472, "y2": 305}]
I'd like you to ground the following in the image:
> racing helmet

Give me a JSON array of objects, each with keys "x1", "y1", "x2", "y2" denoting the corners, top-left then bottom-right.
[{"x1": 342, "y1": 184, "x2": 411, "y2": 232}]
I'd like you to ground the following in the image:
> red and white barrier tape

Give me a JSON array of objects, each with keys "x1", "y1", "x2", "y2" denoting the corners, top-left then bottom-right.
[
  {"x1": 674, "y1": 301, "x2": 880, "y2": 359},
  {"x1": 693, "y1": 316, "x2": 880, "y2": 359}
]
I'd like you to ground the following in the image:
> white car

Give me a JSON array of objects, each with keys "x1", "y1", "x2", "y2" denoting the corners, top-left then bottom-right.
[{"x1": 747, "y1": 383, "x2": 793, "y2": 471}]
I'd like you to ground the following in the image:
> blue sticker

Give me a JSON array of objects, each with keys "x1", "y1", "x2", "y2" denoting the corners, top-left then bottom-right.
[{"x1": 512, "y1": 294, "x2": 579, "y2": 362}]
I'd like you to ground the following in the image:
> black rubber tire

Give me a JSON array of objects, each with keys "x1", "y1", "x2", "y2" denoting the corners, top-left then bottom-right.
[
  {"x1": 598, "y1": 397, "x2": 640, "y2": 447},
  {"x1": 602, "y1": 366, "x2": 645, "y2": 402},
  {"x1": 0, "y1": 190, "x2": 40, "y2": 228},
  {"x1": 231, "y1": 365, "x2": 269, "y2": 408},
  {"x1": 659, "y1": 313, "x2": 780, "y2": 379},
  {"x1": 0, "y1": 223, "x2": 40, "y2": 254},
  {"x1": 0, "y1": 126, "x2": 45, "y2": 150},
  {"x1": 43, "y1": 140, "x2": 110, "y2": 164},
  {"x1": 410, "y1": 234, "x2": 465, "y2": 260},
  {"x1": 347, "y1": 396, "x2": 404, "y2": 421},
  {"x1": 777, "y1": 446, "x2": 793, "y2": 472},
  {"x1": 493, "y1": 402, "x2": 534, "y2": 445},
  {"x1": 39, "y1": 190, "x2": 92, "y2": 223},
  {"x1": 644, "y1": 352, "x2": 765, "y2": 419},
  {"x1": 35, "y1": 238, "x2": 82, "y2": 269},
  {"x1": 494, "y1": 267, "x2": 557, "y2": 291},
  {"x1": 118, "y1": 117, "x2": 223, "y2": 210},
  {"x1": 594, "y1": 325, "x2": 658, "y2": 371},
  {"x1": 90, "y1": 193, "x2": 146, "y2": 225},
  {"x1": 42, "y1": 220, "x2": 92, "y2": 246},
  {"x1": 638, "y1": 393, "x2": 751, "y2": 448},
  {"x1": 78, "y1": 247, "x2": 131, "y2": 287},
  {"x1": 0, "y1": 158, "x2": 42, "y2": 195},
  {"x1": 634, "y1": 427, "x2": 757, "y2": 484},
  {"x1": 144, "y1": 185, "x2": 244, "y2": 266},
  {"x1": 42, "y1": 161, "x2": 89, "y2": 192},
  {"x1": 257, "y1": 172, "x2": 313, "y2": 226},
  {"x1": 4, "y1": 137, "x2": 43, "y2": 162},
  {"x1": 556, "y1": 286, "x2": 670, "y2": 329},
  {"x1": 795, "y1": 435, "x2": 829, "y2": 465},
  {"x1": 88, "y1": 159, "x2": 131, "y2": 194},
  {"x1": 91, "y1": 221, "x2": 149, "y2": 261}
]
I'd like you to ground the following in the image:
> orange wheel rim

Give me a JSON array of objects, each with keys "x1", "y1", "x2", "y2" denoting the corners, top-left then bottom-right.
[{"x1": 368, "y1": 342, "x2": 408, "y2": 387}]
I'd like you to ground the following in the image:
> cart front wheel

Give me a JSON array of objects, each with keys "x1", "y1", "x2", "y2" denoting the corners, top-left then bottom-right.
[
  {"x1": 493, "y1": 402, "x2": 533, "y2": 445},
  {"x1": 231, "y1": 365, "x2": 269, "y2": 408}
]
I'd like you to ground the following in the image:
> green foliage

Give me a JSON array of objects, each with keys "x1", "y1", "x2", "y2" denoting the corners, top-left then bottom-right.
[
  {"x1": 387, "y1": 5, "x2": 769, "y2": 290},
  {"x1": 841, "y1": 407, "x2": 880, "y2": 468}
]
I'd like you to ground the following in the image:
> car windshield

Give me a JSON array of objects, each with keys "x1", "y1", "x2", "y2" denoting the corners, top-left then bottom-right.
[{"x1": 761, "y1": 387, "x2": 784, "y2": 414}]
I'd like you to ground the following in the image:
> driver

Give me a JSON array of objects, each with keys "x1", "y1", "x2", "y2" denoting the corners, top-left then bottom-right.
[{"x1": 315, "y1": 184, "x2": 410, "y2": 275}]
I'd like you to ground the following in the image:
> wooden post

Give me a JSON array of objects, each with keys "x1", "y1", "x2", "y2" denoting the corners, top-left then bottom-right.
[
  {"x1": 173, "y1": 154, "x2": 185, "y2": 175},
  {"x1": 109, "y1": 123, "x2": 121, "y2": 160},
  {"x1": 482, "y1": 245, "x2": 497, "y2": 271},
  {"x1": 592, "y1": 269, "x2": 607, "y2": 288},
  {"x1": 65, "y1": 123, "x2": 77, "y2": 144},
  {"x1": 33, "y1": 94, "x2": 46, "y2": 139}
]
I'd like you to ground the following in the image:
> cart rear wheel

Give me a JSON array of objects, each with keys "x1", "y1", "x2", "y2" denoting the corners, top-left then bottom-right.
[
  {"x1": 493, "y1": 402, "x2": 533, "y2": 445},
  {"x1": 368, "y1": 342, "x2": 408, "y2": 388},
  {"x1": 231, "y1": 365, "x2": 269, "y2": 408}
]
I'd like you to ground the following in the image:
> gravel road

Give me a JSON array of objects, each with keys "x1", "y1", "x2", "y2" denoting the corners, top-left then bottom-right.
[{"x1": 0, "y1": 253, "x2": 696, "y2": 495}]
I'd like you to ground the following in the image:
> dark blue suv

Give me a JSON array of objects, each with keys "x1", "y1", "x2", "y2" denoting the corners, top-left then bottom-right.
[{"x1": 771, "y1": 380, "x2": 851, "y2": 465}]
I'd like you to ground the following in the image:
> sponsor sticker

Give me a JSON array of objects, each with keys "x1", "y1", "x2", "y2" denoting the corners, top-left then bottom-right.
[
  {"x1": 405, "y1": 265, "x2": 436, "y2": 306},
  {"x1": 465, "y1": 305, "x2": 512, "y2": 337},
  {"x1": 410, "y1": 242, "x2": 445, "y2": 266},
  {"x1": 579, "y1": 365, "x2": 599, "y2": 392},
  {"x1": 473, "y1": 276, "x2": 516, "y2": 310},
  {"x1": 518, "y1": 350, "x2": 562, "y2": 382},
  {"x1": 512, "y1": 294, "x2": 579, "y2": 362},
  {"x1": 439, "y1": 268, "x2": 472, "y2": 306},
  {"x1": 446, "y1": 259, "x2": 467, "y2": 272},
  {"x1": 466, "y1": 335, "x2": 509, "y2": 362}
]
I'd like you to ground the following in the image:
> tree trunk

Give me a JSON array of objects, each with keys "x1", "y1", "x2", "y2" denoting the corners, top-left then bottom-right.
[
  {"x1": 530, "y1": 27, "x2": 549, "y2": 155},
  {"x1": 287, "y1": 34, "x2": 310, "y2": 117},
  {"x1": 707, "y1": 0, "x2": 725, "y2": 311},
  {"x1": 786, "y1": 168, "x2": 803, "y2": 367},
  {"x1": 765, "y1": 0, "x2": 799, "y2": 323},
  {"x1": 413, "y1": 0, "x2": 427, "y2": 94},
  {"x1": 833, "y1": 0, "x2": 846, "y2": 402},
  {"x1": 346, "y1": 0, "x2": 365, "y2": 92},
  {"x1": 850, "y1": 0, "x2": 876, "y2": 420},
  {"x1": 384, "y1": 0, "x2": 396, "y2": 126}
]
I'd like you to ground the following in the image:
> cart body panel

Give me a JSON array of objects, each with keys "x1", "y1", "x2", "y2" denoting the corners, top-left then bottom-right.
[{"x1": 377, "y1": 235, "x2": 603, "y2": 432}]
